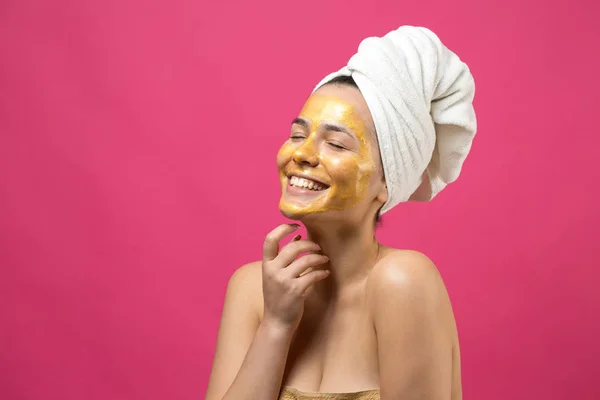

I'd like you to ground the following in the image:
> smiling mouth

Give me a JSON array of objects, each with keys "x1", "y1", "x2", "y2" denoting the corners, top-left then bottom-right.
[{"x1": 287, "y1": 176, "x2": 330, "y2": 192}]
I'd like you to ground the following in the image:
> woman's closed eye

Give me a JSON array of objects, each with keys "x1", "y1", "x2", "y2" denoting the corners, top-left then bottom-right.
[
  {"x1": 290, "y1": 134, "x2": 306, "y2": 140},
  {"x1": 327, "y1": 141, "x2": 347, "y2": 150}
]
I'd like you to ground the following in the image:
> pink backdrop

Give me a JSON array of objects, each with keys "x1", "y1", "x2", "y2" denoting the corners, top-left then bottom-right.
[{"x1": 1, "y1": 1, "x2": 599, "y2": 399}]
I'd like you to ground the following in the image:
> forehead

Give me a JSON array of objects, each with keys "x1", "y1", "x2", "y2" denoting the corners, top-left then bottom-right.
[{"x1": 300, "y1": 85, "x2": 375, "y2": 136}]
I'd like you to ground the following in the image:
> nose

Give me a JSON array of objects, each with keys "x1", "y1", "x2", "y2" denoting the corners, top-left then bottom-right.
[{"x1": 292, "y1": 138, "x2": 319, "y2": 167}]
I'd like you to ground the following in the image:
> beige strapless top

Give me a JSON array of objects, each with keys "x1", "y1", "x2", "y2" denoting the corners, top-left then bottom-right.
[{"x1": 279, "y1": 386, "x2": 380, "y2": 400}]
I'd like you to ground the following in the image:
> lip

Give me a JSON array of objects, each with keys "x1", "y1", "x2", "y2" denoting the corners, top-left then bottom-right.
[
  {"x1": 286, "y1": 180, "x2": 330, "y2": 196},
  {"x1": 286, "y1": 172, "x2": 330, "y2": 188}
]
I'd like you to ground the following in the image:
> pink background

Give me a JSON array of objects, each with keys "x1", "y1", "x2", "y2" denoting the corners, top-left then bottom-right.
[{"x1": 1, "y1": 1, "x2": 599, "y2": 399}]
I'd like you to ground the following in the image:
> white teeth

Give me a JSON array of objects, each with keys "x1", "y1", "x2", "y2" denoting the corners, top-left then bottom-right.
[{"x1": 289, "y1": 176, "x2": 327, "y2": 191}]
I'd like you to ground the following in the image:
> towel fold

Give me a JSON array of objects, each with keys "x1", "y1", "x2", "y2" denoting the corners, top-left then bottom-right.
[{"x1": 314, "y1": 26, "x2": 477, "y2": 214}]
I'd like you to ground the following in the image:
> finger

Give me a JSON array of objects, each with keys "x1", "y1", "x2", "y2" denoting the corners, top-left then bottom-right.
[
  {"x1": 298, "y1": 267, "x2": 313, "y2": 277},
  {"x1": 262, "y1": 224, "x2": 301, "y2": 262},
  {"x1": 276, "y1": 240, "x2": 322, "y2": 267},
  {"x1": 294, "y1": 269, "x2": 330, "y2": 295},
  {"x1": 284, "y1": 254, "x2": 329, "y2": 278}
]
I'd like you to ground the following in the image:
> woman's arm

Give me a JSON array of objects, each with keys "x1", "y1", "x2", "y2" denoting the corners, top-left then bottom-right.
[
  {"x1": 205, "y1": 263, "x2": 259, "y2": 400},
  {"x1": 205, "y1": 262, "x2": 294, "y2": 400},
  {"x1": 205, "y1": 224, "x2": 330, "y2": 400},
  {"x1": 369, "y1": 250, "x2": 455, "y2": 400}
]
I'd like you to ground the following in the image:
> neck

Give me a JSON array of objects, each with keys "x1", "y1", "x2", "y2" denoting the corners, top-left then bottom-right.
[{"x1": 302, "y1": 218, "x2": 381, "y2": 294}]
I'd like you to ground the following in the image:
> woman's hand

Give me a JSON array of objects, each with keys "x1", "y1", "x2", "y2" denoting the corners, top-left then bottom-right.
[{"x1": 261, "y1": 224, "x2": 330, "y2": 333}]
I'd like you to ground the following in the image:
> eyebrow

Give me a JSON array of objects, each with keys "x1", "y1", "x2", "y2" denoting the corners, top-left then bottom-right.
[
  {"x1": 291, "y1": 117, "x2": 309, "y2": 129},
  {"x1": 291, "y1": 117, "x2": 356, "y2": 140}
]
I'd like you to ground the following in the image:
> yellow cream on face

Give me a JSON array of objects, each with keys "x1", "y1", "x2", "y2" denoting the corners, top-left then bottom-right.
[{"x1": 277, "y1": 94, "x2": 378, "y2": 216}]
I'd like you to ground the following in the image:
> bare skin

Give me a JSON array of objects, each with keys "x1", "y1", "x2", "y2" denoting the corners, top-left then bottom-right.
[{"x1": 206, "y1": 84, "x2": 462, "y2": 400}]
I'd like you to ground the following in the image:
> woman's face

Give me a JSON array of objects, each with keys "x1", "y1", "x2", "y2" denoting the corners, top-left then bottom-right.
[{"x1": 277, "y1": 84, "x2": 386, "y2": 222}]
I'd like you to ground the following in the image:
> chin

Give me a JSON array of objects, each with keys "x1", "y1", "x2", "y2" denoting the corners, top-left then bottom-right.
[
  {"x1": 279, "y1": 207, "x2": 302, "y2": 221},
  {"x1": 279, "y1": 202, "x2": 321, "y2": 221},
  {"x1": 279, "y1": 204, "x2": 345, "y2": 226},
  {"x1": 279, "y1": 205, "x2": 314, "y2": 221}
]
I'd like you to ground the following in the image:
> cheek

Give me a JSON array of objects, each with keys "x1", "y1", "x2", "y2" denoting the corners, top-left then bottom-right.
[
  {"x1": 328, "y1": 152, "x2": 377, "y2": 201},
  {"x1": 327, "y1": 157, "x2": 357, "y2": 177},
  {"x1": 359, "y1": 147, "x2": 380, "y2": 182},
  {"x1": 358, "y1": 160, "x2": 375, "y2": 181},
  {"x1": 277, "y1": 143, "x2": 294, "y2": 169},
  {"x1": 326, "y1": 156, "x2": 363, "y2": 195},
  {"x1": 356, "y1": 160, "x2": 376, "y2": 195}
]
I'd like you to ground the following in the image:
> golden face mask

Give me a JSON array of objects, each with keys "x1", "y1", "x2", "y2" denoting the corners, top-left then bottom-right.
[{"x1": 277, "y1": 93, "x2": 378, "y2": 217}]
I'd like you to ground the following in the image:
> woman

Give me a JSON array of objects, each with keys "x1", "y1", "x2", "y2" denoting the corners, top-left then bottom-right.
[{"x1": 206, "y1": 26, "x2": 476, "y2": 400}]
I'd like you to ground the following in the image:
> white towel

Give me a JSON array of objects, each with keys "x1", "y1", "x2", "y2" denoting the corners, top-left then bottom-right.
[{"x1": 313, "y1": 26, "x2": 477, "y2": 215}]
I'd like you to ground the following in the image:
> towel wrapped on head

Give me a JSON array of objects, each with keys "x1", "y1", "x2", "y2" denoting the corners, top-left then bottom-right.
[{"x1": 313, "y1": 26, "x2": 477, "y2": 215}]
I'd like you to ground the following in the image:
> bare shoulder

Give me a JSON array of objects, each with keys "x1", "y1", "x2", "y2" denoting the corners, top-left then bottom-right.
[
  {"x1": 366, "y1": 249, "x2": 461, "y2": 398},
  {"x1": 227, "y1": 261, "x2": 263, "y2": 305},
  {"x1": 367, "y1": 248, "x2": 444, "y2": 294},
  {"x1": 366, "y1": 249, "x2": 451, "y2": 318},
  {"x1": 229, "y1": 260, "x2": 262, "y2": 285}
]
